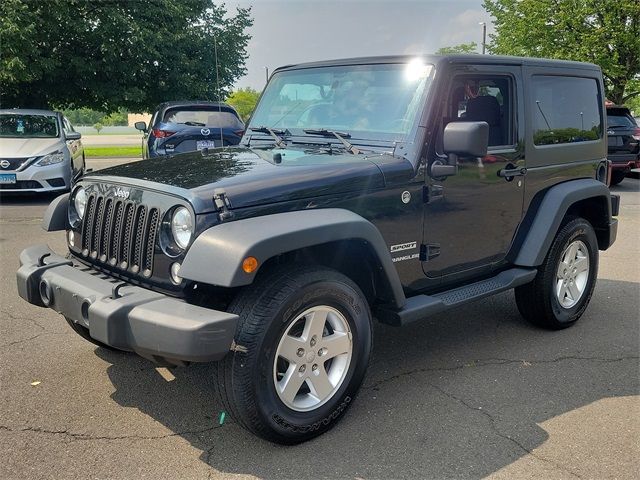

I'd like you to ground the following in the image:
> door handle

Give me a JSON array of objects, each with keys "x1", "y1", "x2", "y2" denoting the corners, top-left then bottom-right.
[{"x1": 497, "y1": 163, "x2": 526, "y2": 181}]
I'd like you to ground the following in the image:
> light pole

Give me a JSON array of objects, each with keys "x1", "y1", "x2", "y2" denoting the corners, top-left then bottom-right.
[
  {"x1": 264, "y1": 66, "x2": 269, "y2": 84},
  {"x1": 479, "y1": 22, "x2": 487, "y2": 54}
]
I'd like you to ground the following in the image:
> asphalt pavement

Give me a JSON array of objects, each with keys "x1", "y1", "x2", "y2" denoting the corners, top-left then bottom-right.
[{"x1": 0, "y1": 164, "x2": 638, "y2": 479}]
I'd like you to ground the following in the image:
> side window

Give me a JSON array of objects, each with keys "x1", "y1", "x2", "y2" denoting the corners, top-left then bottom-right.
[
  {"x1": 531, "y1": 76, "x2": 602, "y2": 145},
  {"x1": 445, "y1": 75, "x2": 514, "y2": 147}
]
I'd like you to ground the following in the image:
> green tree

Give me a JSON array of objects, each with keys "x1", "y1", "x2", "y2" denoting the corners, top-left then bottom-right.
[
  {"x1": 227, "y1": 87, "x2": 261, "y2": 121},
  {"x1": 624, "y1": 79, "x2": 640, "y2": 114},
  {"x1": 101, "y1": 109, "x2": 129, "y2": 126},
  {"x1": 62, "y1": 108, "x2": 105, "y2": 126},
  {"x1": 93, "y1": 122, "x2": 103, "y2": 134},
  {"x1": 0, "y1": 0, "x2": 252, "y2": 111},
  {"x1": 436, "y1": 42, "x2": 479, "y2": 55},
  {"x1": 483, "y1": 0, "x2": 640, "y2": 104}
]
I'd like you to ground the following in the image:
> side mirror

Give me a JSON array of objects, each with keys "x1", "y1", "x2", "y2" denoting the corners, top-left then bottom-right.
[
  {"x1": 443, "y1": 121, "x2": 489, "y2": 158},
  {"x1": 65, "y1": 131, "x2": 81, "y2": 140},
  {"x1": 134, "y1": 121, "x2": 147, "y2": 131}
]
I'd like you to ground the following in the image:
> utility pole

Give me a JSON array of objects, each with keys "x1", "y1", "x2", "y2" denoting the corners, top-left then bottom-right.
[
  {"x1": 264, "y1": 66, "x2": 269, "y2": 84},
  {"x1": 479, "y1": 22, "x2": 487, "y2": 54}
]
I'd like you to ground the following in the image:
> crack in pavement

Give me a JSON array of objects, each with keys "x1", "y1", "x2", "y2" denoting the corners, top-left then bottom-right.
[
  {"x1": 363, "y1": 355, "x2": 639, "y2": 391},
  {"x1": 428, "y1": 382, "x2": 584, "y2": 479},
  {"x1": 0, "y1": 423, "x2": 227, "y2": 443},
  {"x1": 0, "y1": 307, "x2": 49, "y2": 332},
  {"x1": 0, "y1": 331, "x2": 68, "y2": 349}
]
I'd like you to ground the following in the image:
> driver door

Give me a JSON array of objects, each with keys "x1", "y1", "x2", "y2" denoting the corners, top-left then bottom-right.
[{"x1": 422, "y1": 64, "x2": 526, "y2": 287}]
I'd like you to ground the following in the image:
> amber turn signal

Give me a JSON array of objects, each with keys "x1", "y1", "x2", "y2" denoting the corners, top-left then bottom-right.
[{"x1": 242, "y1": 256, "x2": 259, "y2": 273}]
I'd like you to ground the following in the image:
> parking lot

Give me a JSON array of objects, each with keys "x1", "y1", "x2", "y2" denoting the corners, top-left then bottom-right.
[{"x1": 0, "y1": 159, "x2": 638, "y2": 479}]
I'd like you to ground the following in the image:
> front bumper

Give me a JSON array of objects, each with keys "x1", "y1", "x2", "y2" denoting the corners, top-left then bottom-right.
[
  {"x1": 0, "y1": 161, "x2": 70, "y2": 193},
  {"x1": 16, "y1": 245, "x2": 238, "y2": 363}
]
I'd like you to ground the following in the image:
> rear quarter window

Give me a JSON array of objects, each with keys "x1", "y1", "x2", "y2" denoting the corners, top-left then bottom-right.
[{"x1": 531, "y1": 76, "x2": 602, "y2": 145}]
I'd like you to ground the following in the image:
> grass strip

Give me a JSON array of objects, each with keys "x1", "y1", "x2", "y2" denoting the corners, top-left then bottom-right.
[{"x1": 84, "y1": 146, "x2": 142, "y2": 158}]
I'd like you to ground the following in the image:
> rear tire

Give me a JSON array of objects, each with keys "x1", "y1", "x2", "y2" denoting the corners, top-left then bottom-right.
[
  {"x1": 610, "y1": 170, "x2": 625, "y2": 186},
  {"x1": 515, "y1": 217, "x2": 598, "y2": 329},
  {"x1": 214, "y1": 264, "x2": 372, "y2": 444}
]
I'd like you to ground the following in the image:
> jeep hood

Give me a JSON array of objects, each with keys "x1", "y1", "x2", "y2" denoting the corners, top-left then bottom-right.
[{"x1": 89, "y1": 147, "x2": 390, "y2": 213}]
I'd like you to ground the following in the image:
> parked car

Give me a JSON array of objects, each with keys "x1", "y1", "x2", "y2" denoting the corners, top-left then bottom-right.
[
  {"x1": 606, "y1": 105, "x2": 640, "y2": 185},
  {"x1": 135, "y1": 101, "x2": 245, "y2": 158},
  {"x1": 0, "y1": 109, "x2": 84, "y2": 193},
  {"x1": 18, "y1": 55, "x2": 618, "y2": 444}
]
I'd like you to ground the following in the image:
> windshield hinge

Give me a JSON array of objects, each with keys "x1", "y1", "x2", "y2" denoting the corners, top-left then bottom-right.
[
  {"x1": 423, "y1": 184, "x2": 444, "y2": 204},
  {"x1": 213, "y1": 188, "x2": 233, "y2": 221}
]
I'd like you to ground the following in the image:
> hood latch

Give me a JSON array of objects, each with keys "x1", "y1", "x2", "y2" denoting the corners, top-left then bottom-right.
[{"x1": 213, "y1": 188, "x2": 234, "y2": 221}]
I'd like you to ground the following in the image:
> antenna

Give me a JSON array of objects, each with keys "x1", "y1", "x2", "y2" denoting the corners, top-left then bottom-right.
[
  {"x1": 535, "y1": 100, "x2": 552, "y2": 131},
  {"x1": 213, "y1": 35, "x2": 224, "y2": 149}
]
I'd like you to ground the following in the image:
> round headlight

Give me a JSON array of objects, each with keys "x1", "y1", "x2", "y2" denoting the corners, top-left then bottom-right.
[
  {"x1": 74, "y1": 187, "x2": 87, "y2": 219},
  {"x1": 171, "y1": 207, "x2": 193, "y2": 249}
]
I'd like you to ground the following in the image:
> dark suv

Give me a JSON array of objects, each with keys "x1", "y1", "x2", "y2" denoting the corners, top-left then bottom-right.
[
  {"x1": 17, "y1": 55, "x2": 618, "y2": 444},
  {"x1": 135, "y1": 101, "x2": 245, "y2": 158},
  {"x1": 606, "y1": 105, "x2": 640, "y2": 185}
]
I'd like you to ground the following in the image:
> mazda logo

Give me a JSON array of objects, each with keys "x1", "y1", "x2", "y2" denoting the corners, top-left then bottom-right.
[
  {"x1": 201, "y1": 128, "x2": 211, "y2": 136},
  {"x1": 0, "y1": 160, "x2": 10, "y2": 169}
]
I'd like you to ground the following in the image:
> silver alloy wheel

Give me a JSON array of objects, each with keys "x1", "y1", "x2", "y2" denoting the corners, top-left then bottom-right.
[
  {"x1": 273, "y1": 306, "x2": 353, "y2": 412},
  {"x1": 555, "y1": 240, "x2": 590, "y2": 309}
]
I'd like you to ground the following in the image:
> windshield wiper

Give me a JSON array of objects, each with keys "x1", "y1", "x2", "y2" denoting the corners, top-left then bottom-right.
[
  {"x1": 249, "y1": 126, "x2": 287, "y2": 148},
  {"x1": 303, "y1": 129, "x2": 360, "y2": 155},
  {"x1": 181, "y1": 121, "x2": 206, "y2": 126}
]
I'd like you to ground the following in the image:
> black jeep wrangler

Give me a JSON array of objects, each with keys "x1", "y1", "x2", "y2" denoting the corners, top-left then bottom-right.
[{"x1": 17, "y1": 55, "x2": 619, "y2": 444}]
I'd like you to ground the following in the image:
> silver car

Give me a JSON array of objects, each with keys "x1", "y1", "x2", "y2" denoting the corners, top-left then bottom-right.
[{"x1": 0, "y1": 109, "x2": 85, "y2": 193}]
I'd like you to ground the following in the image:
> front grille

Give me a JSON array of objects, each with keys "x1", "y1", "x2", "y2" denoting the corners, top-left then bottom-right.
[
  {"x1": 80, "y1": 194, "x2": 160, "y2": 277},
  {"x1": 0, "y1": 157, "x2": 32, "y2": 171}
]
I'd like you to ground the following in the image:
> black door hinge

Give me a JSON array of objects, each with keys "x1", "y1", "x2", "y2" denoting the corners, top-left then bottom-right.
[
  {"x1": 420, "y1": 243, "x2": 441, "y2": 261},
  {"x1": 423, "y1": 184, "x2": 444, "y2": 204}
]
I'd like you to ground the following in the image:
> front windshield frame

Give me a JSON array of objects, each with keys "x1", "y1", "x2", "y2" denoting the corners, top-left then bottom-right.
[
  {"x1": 0, "y1": 113, "x2": 61, "y2": 138},
  {"x1": 247, "y1": 61, "x2": 434, "y2": 148}
]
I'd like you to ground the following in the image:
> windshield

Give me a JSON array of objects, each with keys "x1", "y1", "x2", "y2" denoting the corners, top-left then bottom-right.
[
  {"x1": 249, "y1": 61, "x2": 433, "y2": 144},
  {"x1": 0, "y1": 114, "x2": 60, "y2": 138}
]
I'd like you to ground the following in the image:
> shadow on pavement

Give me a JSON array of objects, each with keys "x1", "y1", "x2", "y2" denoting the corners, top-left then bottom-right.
[
  {"x1": 94, "y1": 278, "x2": 639, "y2": 479},
  {"x1": 0, "y1": 191, "x2": 62, "y2": 207}
]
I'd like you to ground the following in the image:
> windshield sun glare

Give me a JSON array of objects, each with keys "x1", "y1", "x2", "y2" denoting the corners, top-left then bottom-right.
[{"x1": 248, "y1": 63, "x2": 433, "y2": 143}]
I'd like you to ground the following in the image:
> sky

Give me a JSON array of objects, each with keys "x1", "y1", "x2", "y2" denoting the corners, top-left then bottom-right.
[{"x1": 226, "y1": 0, "x2": 495, "y2": 90}]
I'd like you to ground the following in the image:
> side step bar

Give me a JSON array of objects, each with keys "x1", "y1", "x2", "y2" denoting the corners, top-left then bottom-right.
[{"x1": 376, "y1": 268, "x2": 537, "y2": 326}]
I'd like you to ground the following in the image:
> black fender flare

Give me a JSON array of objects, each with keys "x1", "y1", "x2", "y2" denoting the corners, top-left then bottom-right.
[
  {"x1": 512, "y1": 179, "x2": 614, "y2": 267},
  {"x1": 42, "y1": 193, "x2": 69, "y2": 232},
  {"x1": 179, "y1": 208, "x2": 406, "y2": 308}
]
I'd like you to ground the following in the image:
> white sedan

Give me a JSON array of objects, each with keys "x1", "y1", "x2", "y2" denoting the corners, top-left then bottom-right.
[{"x1": 0, "y1": 109, "x2": 85, "y2": 193}]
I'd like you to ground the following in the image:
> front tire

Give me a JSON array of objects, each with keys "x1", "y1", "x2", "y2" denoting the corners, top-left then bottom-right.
[
  {"x1": 214, "y1": 265, "x2": 372, "y2": 444},
  {"x1": 515, "y1": 217, "x2": 598, "y2": 329}
]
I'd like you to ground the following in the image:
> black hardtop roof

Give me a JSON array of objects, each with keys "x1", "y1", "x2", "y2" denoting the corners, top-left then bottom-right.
[{"x1": 273, "y1": 54, "x2": 601, "y2": 73}]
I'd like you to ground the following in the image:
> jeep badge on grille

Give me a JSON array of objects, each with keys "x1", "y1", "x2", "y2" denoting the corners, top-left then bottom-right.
[{"x1": 114, "y1": 188, "x2": 130, "y2": 199}]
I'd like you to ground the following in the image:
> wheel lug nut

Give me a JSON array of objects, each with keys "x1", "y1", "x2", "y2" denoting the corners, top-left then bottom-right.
[
  {"x1": 310, "y1": 336, "x2": 317, "y2": 347},
  {"x1": 319, "y1": 347, "x2": 326, "y2": 356},
  {"x1": 299, "y1": 365, "x2": 306, "y2": 373},
  {"x1": 312, "y1": 364, "x2": 318, "y2": 371},
  {"x1": 297, "y1": 348, "x2": 305, "y2": 357}
]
